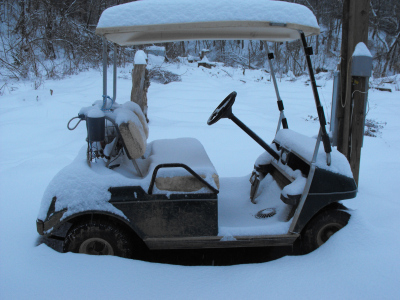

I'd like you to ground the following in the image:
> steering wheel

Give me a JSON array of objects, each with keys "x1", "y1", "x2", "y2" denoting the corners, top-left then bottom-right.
[{"x1": 207, "y1": 91, "x2": 237, "y2": 125}]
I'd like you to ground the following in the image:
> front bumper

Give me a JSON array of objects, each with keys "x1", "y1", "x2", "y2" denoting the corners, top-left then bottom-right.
[
  {"x1": 37, "y1": 219, "x2": 45, "y2": 235},
  {"x1": 36, "y1": 209, "x2": 66, "y2": 235}
]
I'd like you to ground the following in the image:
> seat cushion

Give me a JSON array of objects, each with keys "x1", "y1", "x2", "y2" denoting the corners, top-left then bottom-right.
[{"x1": 147, "y1": 138, "x2": 219, "y2": 192}]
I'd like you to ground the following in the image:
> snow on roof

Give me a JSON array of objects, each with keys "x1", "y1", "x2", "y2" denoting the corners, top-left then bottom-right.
[
  {"x1": 96, "y1": 0, "x2": 319, "y2": 45},
  {"x1": 353, "y1": 42, "x2": 372, "y2": 57}
]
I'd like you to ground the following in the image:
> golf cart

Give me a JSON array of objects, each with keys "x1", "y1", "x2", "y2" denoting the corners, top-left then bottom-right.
[{"x1": 36, "y1": 0, "x2": 357, "y2": 258}]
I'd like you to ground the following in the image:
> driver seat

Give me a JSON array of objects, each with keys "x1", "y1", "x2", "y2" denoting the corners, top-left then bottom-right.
[{"x1": 118, "y1": 108, "x2": 219, "y2": 193}]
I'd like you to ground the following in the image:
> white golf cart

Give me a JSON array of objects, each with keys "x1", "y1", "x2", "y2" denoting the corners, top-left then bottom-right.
[{"x1": 36, "y1": 0, "x2": 357, "y2": 258}]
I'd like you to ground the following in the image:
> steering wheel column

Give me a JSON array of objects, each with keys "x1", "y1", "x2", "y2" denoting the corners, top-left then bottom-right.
[{"x1": 208, "y1": 91, "x2": 280, "y2": 161}]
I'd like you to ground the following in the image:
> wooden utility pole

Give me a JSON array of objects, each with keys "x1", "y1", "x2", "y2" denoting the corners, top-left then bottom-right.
[
  {"x1": 337, "y1": 0, "x2": 370, "y2": 185},
  {"x1": 349, "y1": 74, "x2": 369, "y2": 184}
]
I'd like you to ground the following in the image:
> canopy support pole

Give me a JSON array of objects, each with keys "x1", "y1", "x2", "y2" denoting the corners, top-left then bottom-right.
[
  {"x1": 113, "y1": 43, "x2": 117, "y2": 103},
  {"x1": 263, "y1": 41, "x2": 288, "y2": 133},
  {"x1": 102, "y1": 37, "x2": 108, "y2": 110},
  {"x1": 299, "y1": 31, "x2": 331, "y2": 166}
]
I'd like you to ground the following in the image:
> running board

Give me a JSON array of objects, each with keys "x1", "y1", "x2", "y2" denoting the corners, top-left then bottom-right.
[{"x1": 144, "y1": 233, "x2": 300, "y2": 250}]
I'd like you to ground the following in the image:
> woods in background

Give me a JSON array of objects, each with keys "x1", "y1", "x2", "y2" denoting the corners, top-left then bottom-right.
[{"x1": 1, "y1": 0, "x2": 399, "y2": 83}]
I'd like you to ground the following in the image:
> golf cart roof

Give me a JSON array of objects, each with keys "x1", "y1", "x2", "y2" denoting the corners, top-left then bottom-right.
[{"x1": 95, "y1": 0, "x2": 320, "y2": 46}]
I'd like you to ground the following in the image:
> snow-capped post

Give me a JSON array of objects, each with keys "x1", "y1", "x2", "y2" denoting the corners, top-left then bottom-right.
[
  {"x1": 198, "y1": 55, "x2": 216, "y2": 69},
  {"x1": 337, "y1": 0, "x2": 370, "y2": 185},
  {"x1": 131, "y1": 50, "x2": 150, "y2": 122},
  {"x1": 347, "y1": 43, "x2": 372, "y2": 184}
]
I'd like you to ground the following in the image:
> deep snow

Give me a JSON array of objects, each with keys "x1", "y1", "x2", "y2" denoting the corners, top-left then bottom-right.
[{"x1": 1, "y1": 58, "x2": 400, "y2": 299}]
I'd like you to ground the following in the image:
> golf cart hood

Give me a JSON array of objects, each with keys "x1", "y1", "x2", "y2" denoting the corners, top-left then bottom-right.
[{"x1": 95, "y1": 0, "x2": 320, "y2": 46}]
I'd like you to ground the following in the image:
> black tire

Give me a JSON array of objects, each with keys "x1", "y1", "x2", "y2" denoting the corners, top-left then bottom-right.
[
  {"x1": 301, "y1": 209, "x2": 350, "y2": 254},
  {"x1": 63, "y1": 220, "x2": 134, "y2": 258}
]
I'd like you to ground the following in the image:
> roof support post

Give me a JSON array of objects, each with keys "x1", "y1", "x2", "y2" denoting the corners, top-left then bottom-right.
[
  {"x1": 113, "y1": 43, "x2": 117, "y2": 103},
  {"x1": 299, "y1": 31, "x2": 332, "y2": 166},
  {"x1": 263, "y1": 41, "x2": 288, "y2": 132},
  {"x1": 102, "y1": 37, "x2": 108, "y2": 110}
]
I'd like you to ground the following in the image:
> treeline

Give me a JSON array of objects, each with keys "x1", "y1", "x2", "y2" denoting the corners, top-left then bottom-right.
[
  {"x1": 1, "y1": 0, "x2": 399, "y2": 84},
  {"x1": 0, "y1": 0, "x2": 134, "y2": 83}
]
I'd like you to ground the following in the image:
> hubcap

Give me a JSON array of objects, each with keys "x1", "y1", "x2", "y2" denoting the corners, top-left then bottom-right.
[
  {"x1": 79, "y1": 238, "x2": 114, "y2": 255},
  {"x1": 316, "y1": 223, "x2": 343, "y2": 247}
]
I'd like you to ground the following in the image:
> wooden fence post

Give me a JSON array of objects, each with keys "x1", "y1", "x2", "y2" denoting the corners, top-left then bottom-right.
[{"x1": 131, "y1": 50, "x2": 150, "y2": 122}]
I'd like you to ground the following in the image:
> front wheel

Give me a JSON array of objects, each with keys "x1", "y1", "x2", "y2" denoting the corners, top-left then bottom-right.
[
  {"x1": 63, "y1": 220, "x2": 134, "y2": 258},
  {"x1": 300, "y1": 209, "x2": 350, "y2": 254}
]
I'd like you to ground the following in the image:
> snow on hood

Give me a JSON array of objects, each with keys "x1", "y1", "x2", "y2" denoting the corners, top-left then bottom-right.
[
  {"x1": 38, "y1": 138, "x2": 219, "y2": 222},
  {"x1": 274, "y1": 129, "x2": 353, "y2": 177},
  {"x1": 37, "y1": 147, "x2": 136, "y2": 222}
]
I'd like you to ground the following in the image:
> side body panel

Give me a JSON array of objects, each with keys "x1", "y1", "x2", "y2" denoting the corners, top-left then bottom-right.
[
  {"x1": 109, "y1": 186, "x2": 218, "y2": 239},
  {"x1": 292, "y1": 168, "x2": 357, "y2": 233}
]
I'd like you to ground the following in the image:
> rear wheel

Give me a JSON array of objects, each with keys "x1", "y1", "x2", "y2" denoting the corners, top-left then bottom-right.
[
  {"x1": 301, "y1": 209, "x2": 350, "y2": 254},
  {"x1": 63, "y1": 220, "x2": 134, "y2": 258}
]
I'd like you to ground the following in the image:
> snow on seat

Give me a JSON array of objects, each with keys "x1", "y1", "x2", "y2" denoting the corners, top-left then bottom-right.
[
  {"x1": 146, "y1": 138, "x2": 219, "y2": 193},
  {"x1": 81, "y1": 101, "x2": 219, "y2": 193},
  {"x1": 79, "y1": 100, "x2": 149, "y2": 160}
]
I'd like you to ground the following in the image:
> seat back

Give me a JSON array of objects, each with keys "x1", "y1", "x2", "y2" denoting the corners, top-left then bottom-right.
[
  {"x1": 114, "y1": 102, "x2": 148, "y2": 160},
  {"x1": 119, "y1": 119, "x2": 147, "y2": 159}
]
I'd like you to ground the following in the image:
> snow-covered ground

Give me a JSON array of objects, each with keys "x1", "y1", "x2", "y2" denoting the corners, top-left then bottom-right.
[{"x1": 1, "y1": 59, "x2": 399, "y2": 299}]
